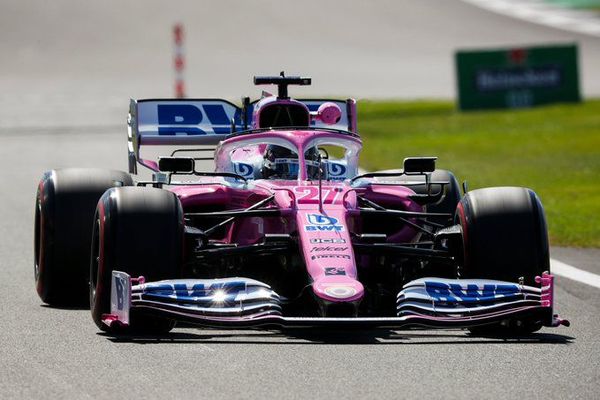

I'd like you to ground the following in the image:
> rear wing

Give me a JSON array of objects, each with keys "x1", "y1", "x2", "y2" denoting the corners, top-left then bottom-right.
[
  {"x1": 128, "y1": 98, "x2": 357, "y2": 174},
  {"x1": 128, "y1": 99, "x2": 241, "y2": 173}
]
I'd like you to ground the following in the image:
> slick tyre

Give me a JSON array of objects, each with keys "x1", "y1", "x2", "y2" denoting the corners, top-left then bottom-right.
[
  {"x1": 90, "y1": 187, "x2": 183, "y2": 334},
  {"x1": 34, "y1": 169, "x2": 133, "y2": 306},
  {"x1": 456, "y1": 187, "x2": 550, "y2": 335}
]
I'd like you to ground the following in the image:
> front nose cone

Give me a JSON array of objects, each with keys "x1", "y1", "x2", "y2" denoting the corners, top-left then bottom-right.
[{"x1": 313, "y1": 275, "x2": 364, "y2": 303}]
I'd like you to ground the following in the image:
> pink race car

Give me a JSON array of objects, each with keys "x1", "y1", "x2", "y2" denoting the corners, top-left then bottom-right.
[{"x1": 35, "y1": 74, "x2": 568, "y2": 335}]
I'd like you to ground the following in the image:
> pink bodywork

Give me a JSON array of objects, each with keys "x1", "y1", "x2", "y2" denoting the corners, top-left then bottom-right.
[
  {"x1": 169, "y1": 129, "x2": 422, "y2": 304},
  {"x1": 536, "y1": 271, "x2": 570, "y2": 327},
  {"x1": 313, "y1": 102, "x2": 343, "y2": 125}
]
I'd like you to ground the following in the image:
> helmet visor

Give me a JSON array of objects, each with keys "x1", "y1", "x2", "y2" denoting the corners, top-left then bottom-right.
[{"x1": 271, "y1": 158, "x2": 299, "y2": 179}]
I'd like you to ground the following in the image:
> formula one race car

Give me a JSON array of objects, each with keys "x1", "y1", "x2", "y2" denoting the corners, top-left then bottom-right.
[{"x1": 34, "y1": 73, "x2": 568, "y2": 335}]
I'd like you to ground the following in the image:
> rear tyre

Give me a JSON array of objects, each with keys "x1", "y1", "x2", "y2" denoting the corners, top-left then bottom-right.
[
  {"x1": 456, "y1": 187, "x2": 550, "y2": 335},
  {"x1": 90, "y1": 187, "x2": 184, "y2": 334},
  {"x1": 35, "y1": 169, "x2": 133, "y2": 306}
]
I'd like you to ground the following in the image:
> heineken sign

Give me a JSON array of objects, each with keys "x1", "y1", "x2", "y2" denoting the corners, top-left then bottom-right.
[
  {"x1": 476, "y1": 67, "x2": 561, "y2": 92},
  {"x1": 456, "y1": 44, "x2": 580, "y2": 110}
]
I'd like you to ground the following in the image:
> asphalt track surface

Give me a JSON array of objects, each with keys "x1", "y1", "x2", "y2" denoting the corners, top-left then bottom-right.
[
  {"x1": 2, "y1": 128, "x2": 599, "y2": 400},
  {"x1": 1, "y1": 1, "x2": 599, "y2": 399}
]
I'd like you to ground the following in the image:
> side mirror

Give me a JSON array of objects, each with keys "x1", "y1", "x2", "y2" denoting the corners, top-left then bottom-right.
[
  {"x1": 403, "y1": 157, "x2": 437, "y2": 175},
  {"x1": 311, "y1": 102, "x2": 342, "y2": 125},
  {"x1": 158, "y1": 157, "x2": 195, "y2": 173}
]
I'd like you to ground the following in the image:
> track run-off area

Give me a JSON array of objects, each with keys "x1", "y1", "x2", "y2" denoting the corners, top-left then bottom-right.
[{"x1": 1, "y1": 1, "x2": 599, "y2": 399}]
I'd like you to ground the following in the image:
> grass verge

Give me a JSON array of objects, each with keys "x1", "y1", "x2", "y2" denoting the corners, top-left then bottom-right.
[{"x1": 357, "y1": 99, "x2": 600, "y2": 247}]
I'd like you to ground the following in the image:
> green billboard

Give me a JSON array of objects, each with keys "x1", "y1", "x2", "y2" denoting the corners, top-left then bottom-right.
[{"x1": 455, "y1": 44, "x2": 580, "y2": 111}]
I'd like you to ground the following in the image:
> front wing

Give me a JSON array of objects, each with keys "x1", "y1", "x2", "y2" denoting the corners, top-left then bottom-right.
[{"x1": 102, "y1": 271, "x2": 569, "y2": 330}]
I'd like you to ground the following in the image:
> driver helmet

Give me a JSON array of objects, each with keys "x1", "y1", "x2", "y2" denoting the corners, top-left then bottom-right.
[{"x1": 262, "y1": 145, "x2": 321, "y2": 180}]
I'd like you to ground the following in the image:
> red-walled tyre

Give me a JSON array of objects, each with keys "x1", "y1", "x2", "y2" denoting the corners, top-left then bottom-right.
[
  {"x1": 456, "y1": 186, "x2": 550, "y2": 334},
  {"x1": 90, "y1": 186, "x2": 184, "y2": 333},
  {"x1": 34, "y1": 169, "x2": 133, "y2": 306}
]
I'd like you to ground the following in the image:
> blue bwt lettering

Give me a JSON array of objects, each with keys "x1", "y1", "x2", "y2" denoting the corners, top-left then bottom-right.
[
  {"x1": 158, "y1": 105, "x2": 203, "y2": 125},
  {"x1": 142, "y1": 281, "x2": 248, "y2": 299},
  {"x1": 155, "y1": 104, "x2": 238, "y2": 135},
  {"x1": 203, "y1": 104, "x2": 230, "y2": 125},
  {"x1": 425, "y1": 281, "x2": 520, "y2": 302},
  {"x1": 157, "y1": 104, "x2": 207, "y2": 135}
]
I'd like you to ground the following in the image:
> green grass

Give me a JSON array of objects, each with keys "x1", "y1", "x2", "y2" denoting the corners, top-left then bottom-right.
[
  {"x1": 545, "y1": 0, "x2": 600, "y2": 9},
  {"x1": 357, "y1": 99, "x2": 600, "y2": 247}
]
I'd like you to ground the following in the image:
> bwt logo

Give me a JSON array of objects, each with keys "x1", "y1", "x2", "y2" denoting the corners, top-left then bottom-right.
[
  {"x1": 424, "y1": 281, "x2": 520, "y2": 302},
  {"x1": 156, "y1": 104, "x2": 242, "y2": 136},
  {"x1": 234, "y1": 163, "x2": 254, "y2": 177},
  {"x1": 306, "y1": 214, "x2": 339, "y2": 225},
  {"x1": 305, "y1": 214, "x2": 345, "y2": 232},
  {"x1": 143, "y1": 282, "x2": 247, "y2": 299},
  {"x1": 327, "y1": 163, "x2": 347, "y2": 178}
]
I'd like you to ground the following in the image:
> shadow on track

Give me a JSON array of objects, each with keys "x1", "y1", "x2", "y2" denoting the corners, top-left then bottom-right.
[
  {"x1": 40, "y1": 303, "x2": 89, "y2": 311},
  {"x1": 101, "y1": 328, "x2": 574, "y2": 346}
]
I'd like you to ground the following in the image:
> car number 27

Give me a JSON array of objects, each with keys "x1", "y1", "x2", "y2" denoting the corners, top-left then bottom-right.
[{"x1": 294, "y1": 186, "x2": 342, "y2": 204}]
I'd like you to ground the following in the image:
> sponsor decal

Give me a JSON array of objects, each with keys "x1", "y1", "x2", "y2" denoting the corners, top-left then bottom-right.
[
  {"x1": 305, "y1": 213, "x2": 345, "y2": 232},
  {"x1": 476, "y1": 67, "x2": 562, "y2": 92},
  {"x1": 274, "y1": 158, "x2": 298, "y2": 165},
  {"x1": 295, "y1": 186, "x2": 343, "y2": 205},
  {"x1": 310, "y1": 246, "x2": 348, "y2": 253},
  {"x1": 310, "y1": 238, "x2": 346, "y2": 244},
  {"x1": 307, "y1": 214, "x2": 337, "y2": 225},
  {"x1": 327, "y1": 162, "x2": 347, "y2": 180},
  {"x1": 143, "y1": 281, "x2": 248, "y2": 299},
  {"x1": 114, "y1": 275, "x2": 126, "y2": 311},
  {"x1": 324, "y1": 267, "x2": 346, "y2": 276},
  {"x1": 424, "y1": 281, "x2": 520, "y2": 302},
  {"x1": 234, "y1": 162, "x2": 254, "y2": 177},
  {"x1": 305, "y1": 225, "x2": 344, "y2": 232},
  {"x1": 311, "y1": 254, "x2": 351, "y2": 260},
  {"x1": 156, "y1": 103, "x2": 236, "y2": 135}
]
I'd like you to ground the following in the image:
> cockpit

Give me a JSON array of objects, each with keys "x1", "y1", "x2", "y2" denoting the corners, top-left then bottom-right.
[
  {"x1": 216, "y1": 131, "x2": 361, "y2": 182},
  {"x1": 261, "y1": 145, "x2": 320, "y2": 180}
]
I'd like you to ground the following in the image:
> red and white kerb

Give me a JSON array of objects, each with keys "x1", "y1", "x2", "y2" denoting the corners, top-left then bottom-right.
[{"x1": 173, "y1": 24, "x2": 185, "y2": 98}]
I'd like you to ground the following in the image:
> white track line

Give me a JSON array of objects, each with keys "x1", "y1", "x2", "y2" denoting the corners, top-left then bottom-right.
[
  {"x1": 461, "y1": 0, "x2": 600, "y2": 37},
  {"x1": 551, "y1": 258, "x2": 600, "y2": 289}
]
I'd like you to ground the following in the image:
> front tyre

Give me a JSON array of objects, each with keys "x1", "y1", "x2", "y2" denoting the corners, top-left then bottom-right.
[
  {"x1": 456, "y1": 187, "x2": 550, "y2": 334},
  {"x1": 90, "y1": 187, "x2": 184, "y2": 334}
]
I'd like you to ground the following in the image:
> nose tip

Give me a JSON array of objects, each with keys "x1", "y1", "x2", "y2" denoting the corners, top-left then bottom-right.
[{"x1": 312, "y1": 275, "x2": 364, "y2": 303}]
